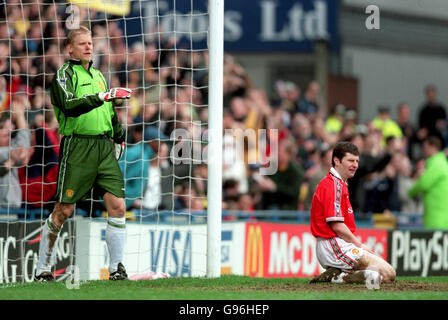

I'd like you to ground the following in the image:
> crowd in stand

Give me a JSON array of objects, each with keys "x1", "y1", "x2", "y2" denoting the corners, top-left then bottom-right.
[{"x1": 0, "y1": 2, "x2": 447, "y2": 221}]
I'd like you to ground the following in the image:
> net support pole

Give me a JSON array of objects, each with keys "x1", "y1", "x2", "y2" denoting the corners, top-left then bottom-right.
[{"x1": 206, "y1": 0, "x2": 224, "y2": 278}]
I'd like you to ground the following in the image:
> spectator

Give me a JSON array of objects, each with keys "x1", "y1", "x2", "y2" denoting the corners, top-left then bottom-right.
[
  {"x1": 18, "y1": 124, "x2": 59, "y2": 210},
  {"x1": 174, "y1": 181, "x2": 205, "y2": 212},
  {"x1": 408, "y1": 135, "x2": 448, "y2": 229},
  {"x1": 119, "y1": 125, "x2": 168, "y2": 210},
  {"x1": 192, "y1": 162, "x2": 207, "y2": 201},
  {"x1": 229, "y1": 96, "x2": 248, "y2": 123},
  {"x1": 142, "y1": 142, "x2": 174, "y2": 211},
  {"x1": 126, "y1": 121, "x2": 144, "y2": 145},
  {"x1": 311, "y1": 116, "x2": 336, "y2": 149},
  {"x1": 272, "y1": 80, "x2": 301, "y2": 117},
  {"x1": 396, "y1": 102, "x2": 418, "y2": 161},
  {"x1": 362, "y1": 136, "x2": 403, "y2": 214},
  {"x1": 223, "y1": 178, "x2": 240, "y2": 210},
  {"x1": 0, "y1": 98, "x2": 31, "y2": 208},
  {"x1": 27, "y1": 86, "x2": 44, "y2": 125},
  {"x1": 141, "y1": 155, "x2": 162, "y2": 212},
  {"x1": 304, "y1": 143, "x2": 333, "y2": 211},
  {"x1": 343, "y1": 132, "x2": 391, "y2": 213},
  {"x1": 223, "y1": 122, "x2": 249, "y2": 194},
  {"x1": 291, "y1": 114, "x2": 314, "y2": 167},
  {"x1": 372, "y1": 106, "x2": 403, "y2": 147},
  {"x1": 223, "y1": 54, "x2": 250, "y2": 104},
  {"x1": 26, "y1": 22, "x2": 42, "y2": 55},
  {"x1": 189, "y1": 187, "x2": 206, "y2": 212},
  {"x1": 160, "y1": 143, "x2": 176, "y2": 211},
  {"x1": 343, "y1": 109, "x2": 358, "y2": 131},
  {"x1": 256, "y1": 138, "x2": 304, "y2": 210},
  {"x1": 393, "y1": 152, "x2": 423, "y2": 215},
  {"x1": 296, "y1": 81, "x2": 320, "y2": 117},
  {"x1": 3, "y1": 1, "x2": 448, "y2": 224},
  {"x1": 417, "y1": 85, "x2": 447, "y2": 144},
  {"x1": 0, "y1": 76, "x2": 8, "y2": 111},
  {"x1": 238, "y1": 193, "x2": 255, "y2": 212},
  {"x1": 133, "y1": 102, "x2": 160, "y2": 127},
  {"x1": 325, "y1": 104, "x2": 346, "y2": 134}
]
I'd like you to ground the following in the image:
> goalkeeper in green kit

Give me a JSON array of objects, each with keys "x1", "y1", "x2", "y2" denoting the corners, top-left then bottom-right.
[{"x1": 35, "y1": 26, "x2": 131, "y2": 281}]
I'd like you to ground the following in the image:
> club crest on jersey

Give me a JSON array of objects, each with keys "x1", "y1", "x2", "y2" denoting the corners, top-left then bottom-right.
[
  {"x1": 352, "y1": 248, "x2": 359, "y2": 255},
  {"x1": 98, "y1": 81, "x2": 105, "y2": 91},
  {"x1": 66, "y1": 189, "x2": 74, "y2": 198}
]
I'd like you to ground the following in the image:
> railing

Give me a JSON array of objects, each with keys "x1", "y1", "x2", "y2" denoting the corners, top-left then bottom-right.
[{"x1": 0, "y1": 207, "x2": 424, "y2": 229}]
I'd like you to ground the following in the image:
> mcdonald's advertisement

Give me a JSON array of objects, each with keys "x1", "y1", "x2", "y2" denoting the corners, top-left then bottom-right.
[
  {"x1": 244, "y1": 222, "x2": 323, "y2": 278},
  {"x1": 244, "y1": 222, "x2": 388, "y2": 278}
]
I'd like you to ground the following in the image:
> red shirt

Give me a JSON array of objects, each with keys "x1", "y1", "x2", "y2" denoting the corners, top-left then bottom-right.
[{"x1": 310, "y1": 168, "x2": 356, "y2": 238}]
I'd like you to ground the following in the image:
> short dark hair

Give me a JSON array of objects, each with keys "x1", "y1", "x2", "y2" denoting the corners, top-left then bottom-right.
[
  {"x1": 332, "y1": 141, "x2": 359, "y2": 167},
  {"x1": 424, "y1": 135, "x2": 443, "y2": 151},
  {"x1": 425, "y1": 84, "x2": 436, "y2": 93},
  {"x1": 0, "y1": 116, "x2": 10, "y2": 129}
]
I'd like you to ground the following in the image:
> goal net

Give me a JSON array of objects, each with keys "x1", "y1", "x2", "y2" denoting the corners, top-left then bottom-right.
[{"x1": 0, "y1": 0, "x2": 222, "y2": 283}]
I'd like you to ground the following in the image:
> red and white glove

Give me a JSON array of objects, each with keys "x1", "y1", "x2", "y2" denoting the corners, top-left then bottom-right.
[
  {"x1": 115, "y1": 142, "x2": 124, "y2": 160},
  {"x1": 99, "y1": 88, "x2": 132, "y2": 102}
]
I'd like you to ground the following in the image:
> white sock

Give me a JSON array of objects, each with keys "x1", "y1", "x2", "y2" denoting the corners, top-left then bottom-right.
[
  {"x1": 332, "y1": 270, "x2": 378, "y2": 285},
  {"x1": 36, "y1": 214, "x2": 61, "y2": 276},
  {"x1": 364, "y1": 270, "x2": 382, "y2": 287},
  {"x1": 106, "y1": 217, "x2": 126, "y2": 273},
  {"x1": 330, "y1": 272, "x2": 347, "y2": 284}
]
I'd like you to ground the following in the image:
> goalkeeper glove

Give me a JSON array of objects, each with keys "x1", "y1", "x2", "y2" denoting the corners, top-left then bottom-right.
[
  {"x1": 113, "y1": 134, "x2": 125, "y2": 160},
  {"x1": 98, "y1": 88, "x2": 132, "y2": 102},
  {"x1": 115, "y1": 142, "x2": 124, "y2": 160}
]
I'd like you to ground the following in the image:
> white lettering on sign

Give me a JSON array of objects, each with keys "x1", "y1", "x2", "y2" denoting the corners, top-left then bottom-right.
[{"x1": 268, "y1": 231, "x2": 318, "y2": 276}]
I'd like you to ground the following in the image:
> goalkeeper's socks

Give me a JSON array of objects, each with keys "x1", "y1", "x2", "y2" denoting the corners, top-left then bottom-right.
[
  {"x1": 36, "y1": 214, "x2": 61, "y2": 276},
  {"x1": 106, "y1": 217, "x2": 126, "y2": 273}
]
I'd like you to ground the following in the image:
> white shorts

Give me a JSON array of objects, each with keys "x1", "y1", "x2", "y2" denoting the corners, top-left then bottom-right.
[{"x1": 316, "y1": 237, "x2": 364, "y2": 271}]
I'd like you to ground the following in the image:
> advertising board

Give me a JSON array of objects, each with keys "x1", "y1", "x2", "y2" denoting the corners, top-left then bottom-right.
[
  {"x1": 244, "y1": 222, "x2": 388, "y2": 278},
  {"x1": 389, "y1": 230, "x2": 448, "y2": 276},
  {"x1": 75, "y1": 220, "x2": 246, "y2": 280},
  {"x1": 0, "y1": 220, "x2": 74, "y2": 283}
]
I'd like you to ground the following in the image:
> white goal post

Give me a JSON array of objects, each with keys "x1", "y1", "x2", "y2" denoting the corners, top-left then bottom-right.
[{"x1": 206, "y1": 0, "x2": 224, "y2": 278}]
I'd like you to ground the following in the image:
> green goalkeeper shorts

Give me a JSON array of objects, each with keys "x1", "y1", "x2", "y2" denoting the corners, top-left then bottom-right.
[{"x1": 56, "y1": 134, "x2": 125, "y2": 203}]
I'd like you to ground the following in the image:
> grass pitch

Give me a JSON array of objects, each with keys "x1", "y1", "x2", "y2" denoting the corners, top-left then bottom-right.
[{"x1": 1, "y1": 275, "x2": 448, "y2": 300}]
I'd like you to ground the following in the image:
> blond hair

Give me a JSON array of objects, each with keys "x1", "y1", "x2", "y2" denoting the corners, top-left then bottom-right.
[{"x1": 66, "y1": 26, "x2": 91, "y2": 46}]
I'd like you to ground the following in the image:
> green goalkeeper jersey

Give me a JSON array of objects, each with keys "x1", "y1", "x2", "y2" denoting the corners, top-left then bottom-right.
[{"x1": 50, "y1": 59, "x2": 124, "y2": 139}]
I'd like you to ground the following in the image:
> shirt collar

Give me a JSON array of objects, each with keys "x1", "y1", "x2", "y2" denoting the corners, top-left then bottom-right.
[
  {"x1": 329, "y1": 167, "x2": 344, "y2": 182},
  {"x1": 69, "y1": 59, "x2": 93, "y2": 68}
]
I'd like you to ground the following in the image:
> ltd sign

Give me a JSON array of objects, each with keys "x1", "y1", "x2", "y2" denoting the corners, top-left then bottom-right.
[{"x1": 126, "y1": 0, "x2": 339, "y2": 52}]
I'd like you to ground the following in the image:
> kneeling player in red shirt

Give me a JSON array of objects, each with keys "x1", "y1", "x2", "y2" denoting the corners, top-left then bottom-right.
[{"x1": 310, "y1": 141, "x2": 396, "y2": 286}]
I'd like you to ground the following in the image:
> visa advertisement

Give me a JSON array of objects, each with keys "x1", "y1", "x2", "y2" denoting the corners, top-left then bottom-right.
[{"x1": 75, "y1": 220, "x2": 245, "y2": 280}]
